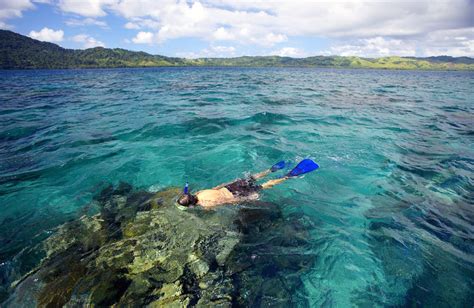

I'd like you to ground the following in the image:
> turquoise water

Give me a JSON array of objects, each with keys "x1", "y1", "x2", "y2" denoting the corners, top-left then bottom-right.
[{"x1": 1, "y1": 67, "x2": 473, "y2": 306}]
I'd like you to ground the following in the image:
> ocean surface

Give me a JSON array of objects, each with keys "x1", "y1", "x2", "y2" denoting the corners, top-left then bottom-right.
[{"x1": 0, "y1": 67, "x2": 473, "y2": 306}]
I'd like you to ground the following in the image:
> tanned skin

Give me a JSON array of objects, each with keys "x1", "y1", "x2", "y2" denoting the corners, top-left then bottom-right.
[{"x1": 194, "y1": 169, "x2": 290, "y2": 208}]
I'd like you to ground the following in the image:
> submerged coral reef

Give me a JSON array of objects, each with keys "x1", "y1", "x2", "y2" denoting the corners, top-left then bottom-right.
[{"x1": 5, "y1": 183, "x2": 315, "y2": 306}]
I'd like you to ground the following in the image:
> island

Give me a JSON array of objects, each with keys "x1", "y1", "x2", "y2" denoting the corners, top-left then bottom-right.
[{"x1": 1, "y1": 30, "x2": 473, "y2": 70}]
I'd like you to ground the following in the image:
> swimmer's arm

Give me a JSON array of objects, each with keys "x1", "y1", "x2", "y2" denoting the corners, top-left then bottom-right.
[{"x1": 261, "y1": 176, "x2": 289, "y2": 189}]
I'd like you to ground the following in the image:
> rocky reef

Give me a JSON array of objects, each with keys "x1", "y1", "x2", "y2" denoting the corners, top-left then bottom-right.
[{"x1": 4, "y1": 183, "x2": 316, "y2": 307}]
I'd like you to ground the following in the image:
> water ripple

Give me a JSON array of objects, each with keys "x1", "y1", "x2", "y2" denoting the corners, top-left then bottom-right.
[{"x1": 0, "y1": 68, "x2": 473, "y2": 305}]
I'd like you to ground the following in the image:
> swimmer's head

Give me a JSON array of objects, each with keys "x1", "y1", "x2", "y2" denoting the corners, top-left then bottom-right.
[{"x1": 177, "y1": 193, "x2": 198, "y2": 207}]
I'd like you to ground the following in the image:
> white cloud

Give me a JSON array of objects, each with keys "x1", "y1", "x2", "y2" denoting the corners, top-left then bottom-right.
[
  {"x1": 131, "y1": 31, "x2": 154, "y2": 44},
  {"x1": 0, "y1": 0, "x2": 34, "y2": 19},
  {"x1": 201, "y1": 0, "x2": 473, "y2": 39},
  {"x1": 328, "y1": 37, "x2": 417, "y2": 57},
  {"x1": 112, "y1": 0, "x2": 160, "y2": 19},
  {"x1": 58, "y1": 0, "x2": 116, "y2": 17},
  {"x1": 66, "y1": 17, "x2": 107, "y2": 28},
  {"x1": 212, "y1": 27, "x2": 233, "y2": 40},
  {"x1": 53, "y1": 0, "x2": 289, "y2": 46},
  {"x1": 326, "y1": 28, "x2": 474, "y2": 57},
  {"x1": 0, "y1": 0, "x2": 35, "y2": 28},
  {"x1": 175, "y1": 51, "x2": 200, "y2": 59},
  {"x1": 272, "y1": 47, "x2": 306, "y2": 57},
  {"x1": 210, "y1": 45, "x2": 235, "y2": 54},
  {"x1": 72, "y1": 33, "x2": 105, "y2": 48},
  {"x1": 9, "y1": 0, "x2": 473, "y2": 56},
  {"x1": 29, "y1": 27, "x2": 64, "y2": 42},
  {"x1": 260, "y1": 33, "x2": 287, "y2": 46},
  {"x1": 123, "y1": 18, "x2": 160, "y2": 30},
  {"x1": 63, "y1": 0, "x2": 472, "y2": 54},
  {"x1": 0, "y1": 20, "x2": 11, "y2": 29},
  {"x1": 124, "y1": 21, "x2": 139, "y2": 29},
  {"x1": 422, "y1": 28, "x2": 474, "y2": 57},
  {"x1": 177, "y1": 45, "x2": 236, "y2": 58},
  {"x1": 0, "y1": 0, "x2": 50, "y2": 29}
]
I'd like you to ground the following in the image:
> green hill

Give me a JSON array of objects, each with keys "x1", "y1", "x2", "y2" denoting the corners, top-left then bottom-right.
[
  {"x1": 0, "y1": 30, "x2": 187, "y2": 68},
  {"x1": 1, "y1": 30, "x2": 473, "y2": 70}
]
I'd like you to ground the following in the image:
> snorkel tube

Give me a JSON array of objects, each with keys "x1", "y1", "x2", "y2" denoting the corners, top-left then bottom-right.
[{"x1": 176, "y1": 181, "x2": 197, "y2": 209}]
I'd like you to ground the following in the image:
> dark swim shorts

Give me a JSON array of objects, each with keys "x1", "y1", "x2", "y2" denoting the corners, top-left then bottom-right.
[{"x1": 225, "y1": 177, "x2": 262, "y2": 197}]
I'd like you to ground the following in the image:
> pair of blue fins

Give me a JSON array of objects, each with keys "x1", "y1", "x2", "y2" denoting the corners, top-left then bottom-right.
[
  {"x1": 270, "y1": 158, "x2": 319, "y2": 177},
  {"x1": 183, "y1": 159, "x2": 319, "y2": 194}
]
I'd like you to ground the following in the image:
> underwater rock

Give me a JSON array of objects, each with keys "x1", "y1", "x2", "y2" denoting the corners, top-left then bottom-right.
[
  {"x1": 188, "y1": 257, "x2": 209, "y2": 278},
  {"x1": 196, "y1": 272, "x2": 234, "y2": 307},
  {"x1": 148, "y1": 281, "x2": 188, "y2": 307},
  {"x1": 365, "y1": 194, "x2": 474, "y2": 307},
  {"x1": 0, "y1": 262, "x2": 14, "y2": 302},
  {"x1": 5, "y1": 183, "x2": 316, "y2": 306},
  {"x1": 226, "y1": 209, "x2": 316, "y2": 306},
  {"x1": 43, "y1": 214, "x2": 106, "y2": 259},
  {"x1": 216, "y1": 235, "x2": 240, "y2": 267}
]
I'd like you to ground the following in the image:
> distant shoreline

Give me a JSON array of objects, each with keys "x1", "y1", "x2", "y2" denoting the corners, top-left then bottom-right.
[
  {"x1": 2, "y1": 63, "x2": 473, "y2": 71},
  {"x1": 1, "y1": 30, "x2": 473, "y2": 71},
  {"x1": 2, "y1": 66, "x2": 474, "y2": 72}
]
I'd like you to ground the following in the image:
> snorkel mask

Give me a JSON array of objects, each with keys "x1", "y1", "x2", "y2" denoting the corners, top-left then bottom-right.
[{"x1": 177, "y1": 182, "x2": 197, "y2": 207}]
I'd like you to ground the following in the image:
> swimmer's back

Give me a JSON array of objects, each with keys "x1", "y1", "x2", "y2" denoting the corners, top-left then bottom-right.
[{"x1": 196, "y1": 188, "x2": 235, "y2": 208}]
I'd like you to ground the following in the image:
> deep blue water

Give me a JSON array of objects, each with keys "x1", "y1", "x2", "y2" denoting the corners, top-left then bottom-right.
[{"x1": 0, "y1": 67, "x2": 473, "y2": 306}]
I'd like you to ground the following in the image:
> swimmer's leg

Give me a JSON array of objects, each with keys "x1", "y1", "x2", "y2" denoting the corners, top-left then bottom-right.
[
  {"x1": 213, "y1": 171, "x2": 266, "y2": 190},
  {"x1": 212, "y1": 160, "x2": 286, "y2": 189},
  {"x1": 261, "y1": 159, "x2": 319, "y2": 189},
  {"x1": 252, "y1": 160, "x2": 287, "y2": 180},
  {"x1": 261, "y1": 176, "x2": 289, "y2": 189},
  {"x1": 252, "y1": 169, "x2": 271, "y2": 180}
]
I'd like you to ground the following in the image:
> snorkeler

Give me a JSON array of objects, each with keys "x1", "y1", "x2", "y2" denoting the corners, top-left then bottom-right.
[{"x1": 177, "y1": 159, "x2": 319, "y2": 208}]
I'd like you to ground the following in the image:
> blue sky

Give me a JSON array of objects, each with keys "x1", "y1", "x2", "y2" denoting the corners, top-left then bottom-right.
[{"x1": 1, "y1": 0, "x2": 473, "y2": 58}]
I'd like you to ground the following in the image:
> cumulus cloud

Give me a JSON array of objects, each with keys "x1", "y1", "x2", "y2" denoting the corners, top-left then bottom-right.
[
  {"x1": 49, "y1": 0, "x2": 473, "y2": 55},
  {"x1": 212, "y1": 27, "x2": 233, "y2": 40},
  {"x1": 123, "y1": 18, "x2": 160, "y2": 30},
  {"x1": 58, "y1": 0, "x2": 115, "y2": 17},
  {"x1": 55, "y1": 0, "x2": 289, "y2": 46},
  {"x1": 124, "y1": 21, "x2": 139, "y2": 29},
  {"x1": 210, "y1": 45, "x2": 235, "y2": 55},
  {"x1": 72, "y1": 33, "x2": 105, "y2": 48},
  {"x1": 0, "y1": 0, "x2": 34, "y2": 19},
  {"x1": 328, "y1": 37, "x2": 417, "y2": 57},
  {"x1": 422, "y1": 28, "x2": 474, "y2": 57},
  {"x1": 272, "y1": 47, "x2": 306, "y2": 57},
  {"x1": 202, "y1": 0, "x2": 473, "y2": 38},
  {"x1": 0, "y1": 0, "x2": 35, "y2": 28},
  {"x1": 326, "y1": 28, "x2": 474, "y2": 57},
  {"x1": 3, "y1": 0, "x2": 474, "y2": 56},
  {"x1": 177, "y1": 45, "x2": 236, "y2": 58},
  {"x1": 66, "y1": 17, "x2": 107, "y2": 28},
  {"x1": 132, "y1": 31, "x2": 154, "y2": 44},
  {"x1": 0, "y1": 21, "x2": 11, "y2": 29},
  {"x1": 0, "y1": 0, "x2": 51, "y2": 29},
  {"x1": 29, "y1": 27, "x2": 64, "y2": 42}
]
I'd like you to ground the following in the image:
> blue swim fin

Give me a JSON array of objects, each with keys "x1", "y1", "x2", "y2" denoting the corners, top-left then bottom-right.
[
  {"x1": 287, "y1": 159, "x2": 319, "y2": 177},
  {"x1": 271, "y1": 160, "x2": 286, "y2": 172}
]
